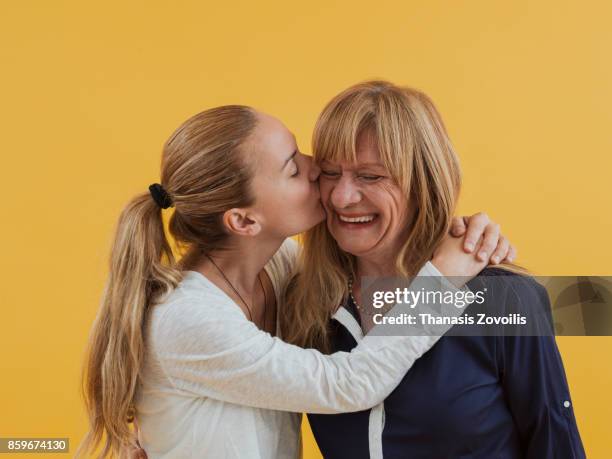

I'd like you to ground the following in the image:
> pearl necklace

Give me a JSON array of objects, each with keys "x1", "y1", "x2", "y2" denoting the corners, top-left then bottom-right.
[{"x1": 348, "y1": 274, "x2": 392, "y2": 317}]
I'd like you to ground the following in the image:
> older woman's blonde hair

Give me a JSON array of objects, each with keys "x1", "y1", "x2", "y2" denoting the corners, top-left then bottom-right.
[{"x1": 281, "y1": 80, "x2": 523, "y2": 352}]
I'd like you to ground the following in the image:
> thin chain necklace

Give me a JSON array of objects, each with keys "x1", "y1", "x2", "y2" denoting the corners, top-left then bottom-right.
[
  {"x1": 205, "y1": 254, "x2": 267, "y2": 329},
  {"x1": 348, "y1": 274, "x2": 392, "y2": 317}
]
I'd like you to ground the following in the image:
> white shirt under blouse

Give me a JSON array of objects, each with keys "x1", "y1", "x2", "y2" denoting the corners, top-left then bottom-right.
[{"x1": 135, "y1": 238, "x2": 466, "y2": 458}]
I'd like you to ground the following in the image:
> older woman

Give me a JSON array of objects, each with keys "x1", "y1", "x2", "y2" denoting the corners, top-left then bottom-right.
[{"x1": 283, "y1": 81, "x2": 586, "y2": 458}]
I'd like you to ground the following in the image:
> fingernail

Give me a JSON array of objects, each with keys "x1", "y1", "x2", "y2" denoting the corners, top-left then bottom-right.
[
  {"x1": 508, "y1": 255, "x2": 514, "y2": 262},
  {"x1": 491, "y1": 256, "x2": 500, "y2": 264},
  {"x1": 478, "y1": 251, "x2": 487, "y2": 261},
  {"x1": 465, "y1": 242, "x2": 474, "y2": 252}
]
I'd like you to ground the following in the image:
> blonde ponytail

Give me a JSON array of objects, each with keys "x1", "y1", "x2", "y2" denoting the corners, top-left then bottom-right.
[{"x1": 78, "y1": 105, "x2": 258, "y2": 457}]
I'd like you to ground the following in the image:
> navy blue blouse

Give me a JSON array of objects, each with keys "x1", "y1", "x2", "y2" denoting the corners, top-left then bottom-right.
[{"x1": 308, "y1": 268, "x2": 586, "y2": 458}]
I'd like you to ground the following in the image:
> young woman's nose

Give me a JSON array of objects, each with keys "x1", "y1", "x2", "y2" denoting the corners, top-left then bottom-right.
[
  {"x1": 330, "y1": 175, "x2": 361, "y2": 208},
  {"x1": 307, "y1": 157, "x2": 321, "y2": 182}
]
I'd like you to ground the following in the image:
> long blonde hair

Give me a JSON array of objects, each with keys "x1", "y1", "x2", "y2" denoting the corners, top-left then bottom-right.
[
  {"x1": 281, "y1": 80, "x2": 523, "y2": 352},
  {"x1": 77, "y1": 105, "x2": 258, "y2": 458}
]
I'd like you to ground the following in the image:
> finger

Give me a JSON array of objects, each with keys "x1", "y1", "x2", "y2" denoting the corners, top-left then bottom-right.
[
  {"x1": 450, "y1": 216, "x2": 467, "y2": 237},
  {"x1": 503, "y1": 244, "x2": 517, "y2": 263},
  {"x1": 490, "y1": 236, "x2": 510, "y2": 264},
  {"x1": 476, "y1": 222, "x2": 500, "y2": 262},
  {"x1": 463, "y1": 212, "x2": 490, "y2": 252}
]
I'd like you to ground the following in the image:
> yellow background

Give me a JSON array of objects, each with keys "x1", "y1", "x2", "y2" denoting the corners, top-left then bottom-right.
[{"x1": 1, "y1": 1, "x2": 610, "y2": 457}]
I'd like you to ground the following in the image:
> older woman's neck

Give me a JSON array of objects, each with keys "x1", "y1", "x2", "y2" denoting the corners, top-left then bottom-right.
[{"x1": 356, "y1": 256, "x2": 397, "y2": 278}]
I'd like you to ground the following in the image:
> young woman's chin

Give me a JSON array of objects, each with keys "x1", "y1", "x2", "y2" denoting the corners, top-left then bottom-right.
[
  {"x1": 302, "y1": 202, "x2": 327, "y2": 233},
  {"x1": 284, "y1": 201, "x2": 326, "y2": 238}
]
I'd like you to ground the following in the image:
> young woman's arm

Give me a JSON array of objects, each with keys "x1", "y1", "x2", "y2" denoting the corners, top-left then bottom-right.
[{"x1": 149, "y1": 262, "x2": 469, "y2": 415}]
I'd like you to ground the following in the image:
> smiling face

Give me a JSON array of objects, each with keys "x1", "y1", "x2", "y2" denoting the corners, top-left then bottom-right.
[
  {"x1": 318, "y1": 129, "x2": 414, "y2": 261},
  {"x1": 246, "y1": 111, "x2": 325, "y2": 239}
]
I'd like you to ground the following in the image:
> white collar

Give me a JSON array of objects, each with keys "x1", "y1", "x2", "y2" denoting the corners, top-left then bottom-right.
[{"x1": 332, "y1": 306, "x2": 364, "y2": 343}]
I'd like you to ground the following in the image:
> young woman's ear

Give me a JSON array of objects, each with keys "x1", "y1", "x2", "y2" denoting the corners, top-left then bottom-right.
[{"x1": 222, "y1": 208, "x2": 262, "y2": 237}]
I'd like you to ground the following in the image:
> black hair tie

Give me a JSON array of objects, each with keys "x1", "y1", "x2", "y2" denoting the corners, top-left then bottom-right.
[{"x1": 148, "y1": 183, "x2": 174, "y2": 209}]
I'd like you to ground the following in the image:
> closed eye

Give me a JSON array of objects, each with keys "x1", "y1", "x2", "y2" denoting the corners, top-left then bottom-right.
[
  {"x1": 321, "y1": 170, "x2": 341, "y2": 178},
  {"x1": 359, "y1": 175, "x2": 383, "y2": 182}
]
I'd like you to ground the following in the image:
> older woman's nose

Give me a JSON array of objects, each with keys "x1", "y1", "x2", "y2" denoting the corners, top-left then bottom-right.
[{"x1": 330, "y1": 176, "x2": 361, "y2": 208}]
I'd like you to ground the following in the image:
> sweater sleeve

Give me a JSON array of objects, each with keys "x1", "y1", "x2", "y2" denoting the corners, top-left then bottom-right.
[
  {"x1": 150, "y1": 262, "x2": 469, "y2": 414},
  {"x1": 497, "y1": 278, "x2": 586, "y2": 458}
]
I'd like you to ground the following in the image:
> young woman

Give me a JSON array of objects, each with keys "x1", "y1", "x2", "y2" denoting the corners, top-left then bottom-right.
[
  {"x1": 283, "y1": 80, "x2": 586, "y2": 458},
  {"x1": 78, "y1": 105, "x2": 514, "y2": 458}
]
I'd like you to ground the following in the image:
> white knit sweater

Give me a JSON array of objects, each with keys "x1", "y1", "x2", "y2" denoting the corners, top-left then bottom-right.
[{"x1": 135, "y1": 238, "x2": 467, "y2": 458}]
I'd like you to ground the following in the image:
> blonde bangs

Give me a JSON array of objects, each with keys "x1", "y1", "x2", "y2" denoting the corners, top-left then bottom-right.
[
  {"x1": 312, "y1": 90, "x2": 374, "y2": 165},
  {"x1": 312, "y1": 81, "x2": 416, "y2": 193}
]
